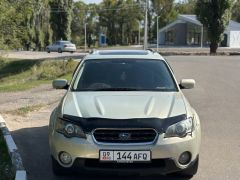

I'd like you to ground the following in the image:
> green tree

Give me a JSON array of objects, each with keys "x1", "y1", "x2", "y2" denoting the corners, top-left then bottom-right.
[
  {"x1": 0, "y1": 0, "x2": 53, "y2": 50},
  {"x1": 151, "y1": 0, "x2": 177, "y2": 41},
  {"x1": 232, "y1": 0, "x2": 240, "y2": 22},
  {"x1": 84, "y1": 3, "x2": 99, "y2": 48},
  {"x1": 99, "y1": 0, "x2": 143, "y2": 45},
  {"x1": 175, "y1": 0, "x2": 197, "y2": 14},
  {"x1": 151, "y1": 0, "x2": 177, "y2": 28},
  {"x1": 25, "y1": 0, "x2": 53, "y2": 50},
  {"x1": 71, "y1": 1, "x2": 87, "y2": 46},
  {"x1": 71, "y1": 2, "x2": 99, "y2": 48},
  {"x1": 0, "y1": 0, "x2": 27, "y2": 49},
  {"x1": 196, "y1": 0, "x2": 234, "y2": 54},
  {"x1": 50, "y1": 0, "x2": 74, "y2": 41}
]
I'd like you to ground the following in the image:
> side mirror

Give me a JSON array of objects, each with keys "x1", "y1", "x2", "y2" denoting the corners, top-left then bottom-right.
[
  {"x1": 179, "y1": 79, "x2": 195, "y2": 89},
  {"x1": 52, "y1": 79, "x2": 69, "y2": 89}
]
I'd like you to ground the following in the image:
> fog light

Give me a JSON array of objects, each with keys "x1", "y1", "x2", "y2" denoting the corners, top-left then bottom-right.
[
  {"x1": 59, "y1": 152, "x2": 72, "y2": 165},
  {"x1": 178, "y1": 152, "x2": 191, "y2": 165}
]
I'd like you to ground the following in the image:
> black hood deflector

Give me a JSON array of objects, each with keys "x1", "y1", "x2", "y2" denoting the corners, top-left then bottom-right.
[{"x1": 62, "y1": 114, "x2": 187, "y2": 134}]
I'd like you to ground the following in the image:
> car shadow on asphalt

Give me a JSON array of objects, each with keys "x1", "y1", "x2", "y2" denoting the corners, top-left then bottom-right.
[{"x1": 11, "y1": 126, "x2": 192, "y2": 180}]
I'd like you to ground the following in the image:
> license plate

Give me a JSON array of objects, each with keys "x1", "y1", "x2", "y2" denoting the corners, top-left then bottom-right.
[{"x1": 99, "y1": 150, "x2": 151, "y2": 163}]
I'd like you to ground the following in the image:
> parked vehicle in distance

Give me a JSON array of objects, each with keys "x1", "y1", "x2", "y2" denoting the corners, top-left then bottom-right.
[
  {"x1": 49, "y1": 50, "x2": 201, "y2": 177},
  {"x1": 46, "y1": 40, "x2": 76, "y2": 53}
]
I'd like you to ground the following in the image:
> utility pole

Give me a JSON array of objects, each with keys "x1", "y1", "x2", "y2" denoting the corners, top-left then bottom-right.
[
  {"x1": 143, "y1": 0, "x2": 148, "y2": 50},
  {"x1": 201, "y1": 25, "x2": 203, "y2": 48},
  {"x1": 84, "y1": 23, "x2": 87, "y2": 52},
  {"x1": 139, "y1": 21, "x2": 141, "y2": 45},
  {"x1": 156, "y1": 16, "x2": 160, "y2": 52}
]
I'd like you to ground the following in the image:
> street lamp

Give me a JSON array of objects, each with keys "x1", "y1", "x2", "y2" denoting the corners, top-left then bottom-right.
[{"x1": 156, "y1": 16, "x2": 160, "y2": 52}]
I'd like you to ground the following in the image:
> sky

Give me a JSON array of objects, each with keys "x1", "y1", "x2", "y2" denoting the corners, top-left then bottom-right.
[{"x1": 84, "y1": 0, "x2": 102, "y2": 4}]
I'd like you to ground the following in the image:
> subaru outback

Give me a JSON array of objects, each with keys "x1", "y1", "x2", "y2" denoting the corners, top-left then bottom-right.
[{"x1": 49, "y1": 50, "x2": 201, "y2": 177}]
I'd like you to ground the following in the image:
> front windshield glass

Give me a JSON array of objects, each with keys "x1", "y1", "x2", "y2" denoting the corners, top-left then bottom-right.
[
  {"x1": 73, "y1": 59, "x2": 177, "y2": 91},
  {"x1": 62, "y1": 41, "x2": 71, "y2": 44}
]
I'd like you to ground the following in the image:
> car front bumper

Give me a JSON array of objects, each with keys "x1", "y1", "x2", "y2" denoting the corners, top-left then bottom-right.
[{"x1": 49, "y1": 130, "x2": 200, "y2": 175}]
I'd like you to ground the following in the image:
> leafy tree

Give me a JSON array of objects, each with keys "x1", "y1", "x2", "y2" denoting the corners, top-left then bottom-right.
[
  {"x1": 0, "y1": 0, "x2": 27, "y2": 49},
  {"x1": 25, "y1": 0, "x2": 53, "y2": 50},
  {"x1": 71, "y1": 2, "x2": 100, "y2": 48},
  {"x1": 99, "y1": 0, "x2": 143, "y2": 45},
  {"x1": 175, "y1": 0, "x2": 197, "y2": 14},
  {"x1": 50, "y1": 0, "x2": 74, "y2": 41},
  {"x1": 84, "y1": 3, "x2": 99, "y2": 47},
  {"x1": 71, "y1": 1, "x2": 87, "y2": 46},
  {"x1": 0, "y1": 0, "x2": 53, "y2": 50},
  {"x1": 151, "y1": 0, "x2": 177, "y2": 41},
  {"x1": 232, "y1": 0, "x2": 240, "y2": 22},
  {"x1": 196, "y1": 0, "x2": 234, "y2": 54},
  {"x1": 151, "y1": 0, "x2": 177, "y2": 28}
]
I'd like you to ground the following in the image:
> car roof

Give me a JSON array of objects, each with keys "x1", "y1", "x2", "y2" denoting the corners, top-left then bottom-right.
[
  {"x1": 57, "y1": 40, "x2": 71, "y2": 43},
  {"x1": 84, "y1": 50, "x2": 165, "y2": 61}
]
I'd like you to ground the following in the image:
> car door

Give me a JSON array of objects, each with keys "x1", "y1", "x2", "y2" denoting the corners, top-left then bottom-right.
[
  {"x1": 50, "y1": 42, "x2": 56, "y2": 51},
  {"x1": 53, "y1": 41, "x2": 60, "y2": 51}
]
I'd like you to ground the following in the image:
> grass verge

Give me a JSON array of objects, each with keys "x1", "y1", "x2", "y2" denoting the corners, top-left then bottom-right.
[
  {"x1": 0, "y1": 57, "x2": 79, "y2": 92},
  {"x1": 6, "y1": 104, "x2": 45, "y2": 117},
  {"x1": 0, "y1": 130, "x2": 15, "y2": 180}
]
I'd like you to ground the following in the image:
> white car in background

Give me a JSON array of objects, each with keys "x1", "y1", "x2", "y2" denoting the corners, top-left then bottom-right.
[{"x1": 46, "y1": 40, "x2": 76, "y2": 53}]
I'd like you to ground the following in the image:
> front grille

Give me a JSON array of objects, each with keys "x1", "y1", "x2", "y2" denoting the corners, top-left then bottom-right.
[{"x1": 93, "y1": 129, "x2": 157, "y2": 143}]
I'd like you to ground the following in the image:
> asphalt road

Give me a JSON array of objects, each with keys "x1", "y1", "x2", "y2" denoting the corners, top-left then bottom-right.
[
  {"x1": 1, "y1": 51, "x2": 86, "y2": 60},
  {"x1": 8, "y1": 56, "x2": 240, "y2": 180}
]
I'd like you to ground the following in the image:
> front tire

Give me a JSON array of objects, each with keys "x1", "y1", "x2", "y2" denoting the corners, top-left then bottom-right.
[
  {"x1": 58, "y1": 48, "x2": 62, "y2": 53},
  {"x1": 51, "y1": 156, "x2": 71, "y2": 176}
]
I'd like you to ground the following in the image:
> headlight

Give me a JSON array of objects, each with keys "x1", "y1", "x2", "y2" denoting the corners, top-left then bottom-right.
[
  {"x1": 165, "y1": 117, "x2": 193, "y2": 138},
  {"x1": 55, "y1": 118, "x2": 86, "y2": 138}
]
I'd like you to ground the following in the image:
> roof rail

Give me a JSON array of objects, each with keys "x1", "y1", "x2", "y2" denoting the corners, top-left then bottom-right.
[
  {"x1": 147, "y1": 48, "x2": 160, "y2": 55},
  {"x1": 147, "y1": 48, "x2": 158, "y2": 53},
  {"x1": 90, "y1": 49, "x2": 98, "y2": 54}
]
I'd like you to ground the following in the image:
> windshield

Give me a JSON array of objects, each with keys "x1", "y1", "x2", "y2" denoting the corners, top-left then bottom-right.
[
  {"x1": 61, "y1": 41, "x2": 71, "y2": 44},
  {"x1": 73, "y1": 59, "x2": 177, "y2": 91}
]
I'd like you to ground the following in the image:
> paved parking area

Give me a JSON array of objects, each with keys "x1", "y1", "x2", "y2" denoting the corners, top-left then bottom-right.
[{"x1": 2, "y1": 56, "x2": 240, "y2": 180}]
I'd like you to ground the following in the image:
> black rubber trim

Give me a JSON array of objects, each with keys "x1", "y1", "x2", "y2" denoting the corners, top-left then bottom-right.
[
  {"x1": 71, "y1": 158, "x2": 181, "y2": 175},
  {"x1": 61, "y1": 114, "x2": 187, "y2": 133}
]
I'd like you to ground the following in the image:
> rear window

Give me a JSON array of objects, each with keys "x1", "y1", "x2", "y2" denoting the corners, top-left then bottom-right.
[{"x1": 72, "y1": 59, "x2": 177, "y2": 91}]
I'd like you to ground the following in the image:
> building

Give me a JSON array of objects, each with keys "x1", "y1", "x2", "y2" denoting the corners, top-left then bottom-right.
[{"x1": 159, "y1": 14, "x2": 240, "y2": 48}]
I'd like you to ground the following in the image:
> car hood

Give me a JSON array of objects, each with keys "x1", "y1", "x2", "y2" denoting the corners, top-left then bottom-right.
[{"x1": 62, "y1": 91, "x2": 187, "y2": 119}]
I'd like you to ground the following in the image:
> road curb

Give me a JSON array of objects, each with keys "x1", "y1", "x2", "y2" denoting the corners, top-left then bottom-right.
[{"x1": 0, "y1": 115, "x2": 27, "y2": 180}]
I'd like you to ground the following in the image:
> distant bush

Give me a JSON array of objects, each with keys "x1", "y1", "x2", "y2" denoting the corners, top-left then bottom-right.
[{"x1": 31, "y1": 59, "x2": 78, "y2": 80}]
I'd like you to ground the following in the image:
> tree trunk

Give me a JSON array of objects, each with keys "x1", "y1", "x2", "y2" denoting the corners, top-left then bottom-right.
[{"x1": 210, "y1": 42, "x2": 218, "y2": 54}]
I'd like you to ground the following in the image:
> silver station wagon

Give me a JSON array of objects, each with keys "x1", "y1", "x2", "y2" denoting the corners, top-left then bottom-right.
[{"x1": 49, "y1": 50, "x2": 201, "y2": 177}]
